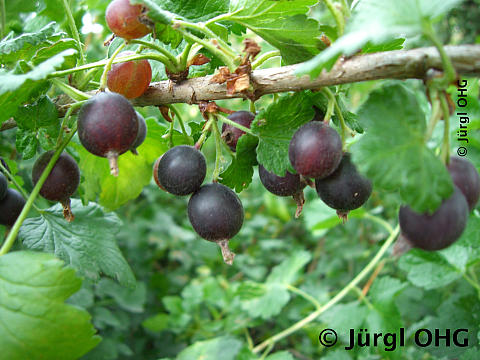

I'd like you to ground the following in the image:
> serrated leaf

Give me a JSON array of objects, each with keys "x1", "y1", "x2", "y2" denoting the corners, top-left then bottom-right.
[
  {"x1": 0, "y1": 22, "x2": 59, "y2": 63},
  {"x1": 75, "y1": 118, "x2": 192, "y2": 210},
  {"x1": 252, "y1": 92, "x2": 319, "y2": 176},
  {"x1": 177, "y1": 336, "x2": 243, "y2": 360},
  {"x1": 321, "y1": 302, "x2": 368, "y2": 342},
  {"x1": 398, "y1": 250, "x2": 462, "y2": 290},
  {"x1": 220, "y1": 134, "x2": 258, "y2": 192},
  {"x1": 227, "y1": 0, "x2": 322, "y2": 64},
  {"x1": 297, "y1": 0, "x2": 461, "y2": 76},
  {"x1": 15, "y1": 129, "x2": 38, "y2": 160},
  {"x1": 0, "y1": 251, "x2": 100, "y2": 359},
  {"x1": 18, "y1": 200, "x2": 136, "y2": 287},
  {"x1": 267, "y1": 250, "x2": 311, "y2": 284},
  {"x1": 351, "y1": 83, "x2": 453, "y2": 212},
  {"x1": 141, "y1": 0, "x2": 229, "y2": 22},
  {"x1": 240, "y1": 283, "x2": 290, "y2": 319},
  {"x1": 0, "y1": 49, "x2": 75, "y2": 124},
  {"x1": 95, "y1": 278, "x2": 147, "y2": 313},
  {"x1": 32, "y1": 39, "x2": 78, "y2": 68}
]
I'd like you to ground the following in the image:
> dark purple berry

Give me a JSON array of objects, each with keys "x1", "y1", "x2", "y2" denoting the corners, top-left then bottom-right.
[
  {"x1": 289, "y1": 122, "x2": 343, "y2": 179},
  {"x1": 130, "y1": 111, "x2": 147, "y2": 155},
  {"x1": 447, "y1": 156, "x2": 479, "y2": 211},
  {"x1": 0, "y1": 189, "x2": 25, "y2": 227},
  {"x1": 32, "y1": 151, "x2": 80, "y2": 222},
  {"x1": 0, "y1": 172, "x2": 7, "y2": 201},
  {"x1": 315, "y1": 153, "x2": 372, "y2": 218},
  {"x1": 258, "y1": 164, "x2": 303, "y2": 196},
  {"x1": 77, "y1": 92, "x2": 138, "y2": 176},
  {"x1": 399, "y1": 186, "x2": 469, "y2": 251},
  {"x1": 188, "y1": 183, "x2": 244, "y2": 264},
  {"x1": 156, "y1": 145, "x2": 206, "y2": 195},
  {"x1": 221, "y1": 111, "x2": 255, "y2": 151}
]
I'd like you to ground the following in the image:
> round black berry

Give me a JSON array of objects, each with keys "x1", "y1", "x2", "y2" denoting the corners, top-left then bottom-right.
[
  {"x1": 188, "y1": 183, "x2": 244, "y2": 264},
  {"x1": 399, "y1": 186, "x2": 469, "y2": 251},
  {"x1": 156, "y1": 145, "x2": 206, "y2": 195},
  {"x1": 222, "y1": 111, "x2": 255, "y2": 151},
  {"x1": 289, "y1": 122, "x2": 343, "y2": 179},
  {"x1": 77, "y1": 92, "x2": 138, "y2": 176},
  {"x1": 315, "y1": 153, "x2": 372, "y2": 215},
  {"x1": 0, "y1": 172, "x2": 7, "y2": 201},
  {"x1": 447, "y1": 156, "x2": 479, "y2": 211},
  {"x1": 258, "y1": 164, "x2": 303, "y2": 197},
  {"x1": 130, "y1": 111, "x2": 147, "y2": 155},
  {"x1": 0, "y1": 189, "x2": 26, "y2": 227}
]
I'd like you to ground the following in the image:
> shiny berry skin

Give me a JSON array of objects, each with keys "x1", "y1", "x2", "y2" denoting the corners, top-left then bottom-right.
[
  {"x1": 259, "y1": 164, "x2": 303, "y2": 196},
  {"x1": 32, "y1": 151, "x2": 80, "y2": 202},
  {"x1": 447, "y1": 156, "x2": 480, "y2": 211},
  {"x1": 105, "y1": 0, "x2": 151, "y2": 40},
  {"x1": 0, "y1": 189, "x2": 25, "y2": 227},
  {"x1": 315, "y1": 153, "x2": 372, "y2": 212},
  {"x1": 77, "y1": 92, "x2": 138, "y2": 176},
  {"x1": 130, "y1": 111, "x2": 147, "y2": 155},
  {"x1": 221, "y1": 111, "x2": 255, "y2": 151},
  {"x1": 289, "y1": 122, "x2": 343, "y2": 179},
  {"x1": 0, "y1": 172, "x2": 7, "y2": 201},
  {"x1": 156, "y1": 145, "x2": 206, "y2": 195},
  {"x1": 188, "y1": 183, "x2": 244, "y2": 241},
  {"x1": 107, "y1": 51, "x2": 152, "y2": 99},
  {"x1": 399, "y1": 186, "x2": 469, "y2": 251}
]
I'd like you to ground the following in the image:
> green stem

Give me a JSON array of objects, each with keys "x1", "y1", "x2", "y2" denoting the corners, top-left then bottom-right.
[
  {"x1": 286, "y1": 284, "x2": 322, "y2": 309},
  {"x1": 173, "y1": 27, "x2": 236, "y2": 71},
  {"x1": 324, "y1": 0, "x2": 345, "y2": 36},
  {"x1": 322, "y1": 88, "x2": 352, "y2": 148},
  {"x1": 0, "y1": 163, "x2": 40, "y2": 211},
  {"x1": 179, "y1": 41, "x2": 193, "y2": 69},
  {"x1": 0, "y1": 129, "x2": 77, "y2": 256},
  {"x1": 340, "y1": 0, "x2": 351, "y2": 17},
  {"x1": 439, "y1": 92, "x2": 451, "y2": 165},
  {"x1": 425, "y1": 89, "x2": 441, "y2": 142},
  {"x1": 249, "y1": 101, "x2": 256, "y2": 114},
  {"x1": 51, "y1": 78, "x2": 91, "y2": 101},
  {"x1": 462, "y1": 273, "x2": 480, "y2": 295},
  {"x1": 129, "y1": 39, "x2": 179, "y2": 71},
  {"x1": 324, "y1": 94, "x2": 335, "y2": 123},
  {"x1": 99, "y1": 42, "x2": 126, "y2": 91},
  {"x1": 252, "y1": 50, "x2": 280, "y2": 70},
  {"x1": 259, "y1": 343, "x2": 274, "y2": 360},
  {"x1": 56, "y1": 101, "x2": 84, "y2": 146},
  {"x1": 351, "y1": 286, "x2": 374, "y2": 309},
  {"x1": 61, "y1": 0, "x2": 85, "y2": 65},
  {"x1": 168, "y1": 120, "x2": 175, "y2": 148},
  {"x1": 423, "y1": 21, "x2": 456, "y2": 87},
  {"x1": 77, "y1": 68, "x2": 101, "y2": 90},
  {"x1": 252, "y1": 225, "x2": 400, "y2": 354},
  {"x1": 244, "y1": 328, "x2": 254, "y2": 350},
  {"x1": 216, "y1": 113, "x2": 256, "y2": 136},
  {"x1": 195, "y1": 118, "x2": 214, "y2": 149},
  {"x1": 363, "y1": 213, "x2": 394, "y2": 234},
  {"x1": 211, "y1": 118, "x2": 223, "y2": 181},
  {"x1": 169, "y1": 105, "x2": 191, "y2": 143}
]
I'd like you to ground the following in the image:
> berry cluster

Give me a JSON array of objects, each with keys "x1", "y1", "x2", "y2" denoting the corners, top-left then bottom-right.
[
  {"x1": 398, "y1": 156, "x2": 479, "y2": 251},
  {"x1": 153, "y1": 145, "x2": 244, "y2": 265}
]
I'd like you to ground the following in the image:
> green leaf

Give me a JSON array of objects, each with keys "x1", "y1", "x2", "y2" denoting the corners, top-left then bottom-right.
[
  {"x1": 142, "y1": 313, "x2": 170, "y2": 332},
  {"x1": 351, "y1": 83, "x2": 453, "y2": 213},
  {"x1": 252, "y1": 91, "x2": 319, "y2": 176},
  {"x1": 15, "y1": 129, "x2": 38, "y2": 160},
  {"x1": 18, "y1": 200, "x2": 136, "y2": 287},
  {"x1": 0, "y1": 22, "x2": 59, "y2": 63},
  {"x1": 267, "y1": 250, "x2": 311, "y2": 284},
  {"x1": 220, "y1": 134, "x2": 258, "y2": 192},
  {"x1": 398, "y1": 250, "x2": 462, "y2": 290},
  {"x1": 304, "y1": 198, "x2": 366, "y2": 232},
  {"x1": 227, "y1": 0, "x2": 322, "y2": 64},
  {"x1": 321, "y1": 302, "x2": 368, "y2": 342},
  {"x1": 265, "y1": 351, "x2": 295, "y2": 360},
  {"x1": 0, "y1": 49, "x2": 75, "y2": 124},
  {"x1": 32, "y1": 39, "x2": 78, "y2": 69},
  {"x1": 141, "y1": 0, "x2": 229, "y2": 22},
  {"x1": 95, "y1": 278, "x2": 147, "y2": 313},
  {"x1": 297, "y1": 0, "x2": 461, "y2": 76},
  {"x1": 176, "y1": 336, "x2": 243, "y2": 360},
  {"x1": 75, "y1": 118, "x2": 192, "y2": 210},
  {"x1": 0, "y1": 251, "x2": 100, "y2": 359}
]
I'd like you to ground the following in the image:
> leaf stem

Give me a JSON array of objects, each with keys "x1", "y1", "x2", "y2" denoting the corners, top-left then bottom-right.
[
  {"x1": 324, "y1": 0, "x2": 345, "y2": 36},
  {"x1": 129, "y1": 39, "x2": 179, "y2": 71},
  {"x1": 363, "y1": 213, "x2": 394, "y2": 234},
  {"x1": 211, "y1": 117, "x2": 223, "y2": 181},
  {"x1": 286, "y1": 284, "x2": 322, "y2": 309},
  {"x1": 252, "y1": 50, "x2": 281, "y2": 70},
  {"x1": 195, "y1": 117, "x2": 214, "y2": 149},
  {"x1": 0, "y1": 163, "x2": 40, "y2": 211},
  {"x1": 169, "y1": 105, "x2": 191, "y2": 143},
  {"x1": 0, "y1": 128, "x2": 77, "y2": 256},
  {"x1": 439, "y1": 92, "x2": 451, "y2": 164},
  {"x1": 99, "y1": 42, "x2": 126, "y2": 91},
  {"x1": 216, "y1": 113, "x2": 256, "y2": 136},
  {"x1": 252, "y1": 225, "x2": 400, "y2": 354},
  {"x1": 179, "y1": 41, "x2": 193, "y2": 69},
  {"x1": 51, "y1": 78, "x2": 91, "y2": 101},
  {"x1": 61, "y1": 0, "x2": 85, "y2": 65},
  {"x1": 425, "y1": 88, "x2": 441, "y2": 142}
]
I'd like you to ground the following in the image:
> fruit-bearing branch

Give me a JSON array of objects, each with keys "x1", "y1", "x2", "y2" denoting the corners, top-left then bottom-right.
[{"x1": 131, "y1": 45, "x2": 480, "y2": 107}]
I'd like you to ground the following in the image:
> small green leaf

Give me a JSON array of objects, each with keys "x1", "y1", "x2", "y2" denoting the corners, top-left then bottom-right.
[
  {"x1": 95, "y1": 278, "x2": 147, "y2": 313},
  {"x1": 351, "y1": 83, "x2": 453, "y2": 212},
  {"x1": 18, "y1": 200, "x2": 136, "y2": 287},
  {"x1": 0, "y1": 251, "x2": 100, "y2": 360},
  {"x1": 220, "y1": 134, "x2": 258, "y2": 192},
  {"x1": 15, "y1": 129, "x2": 38, "y2": 160},
  {"x1": 176, "y1": 336, "x2": 243, "y2": 360}
]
